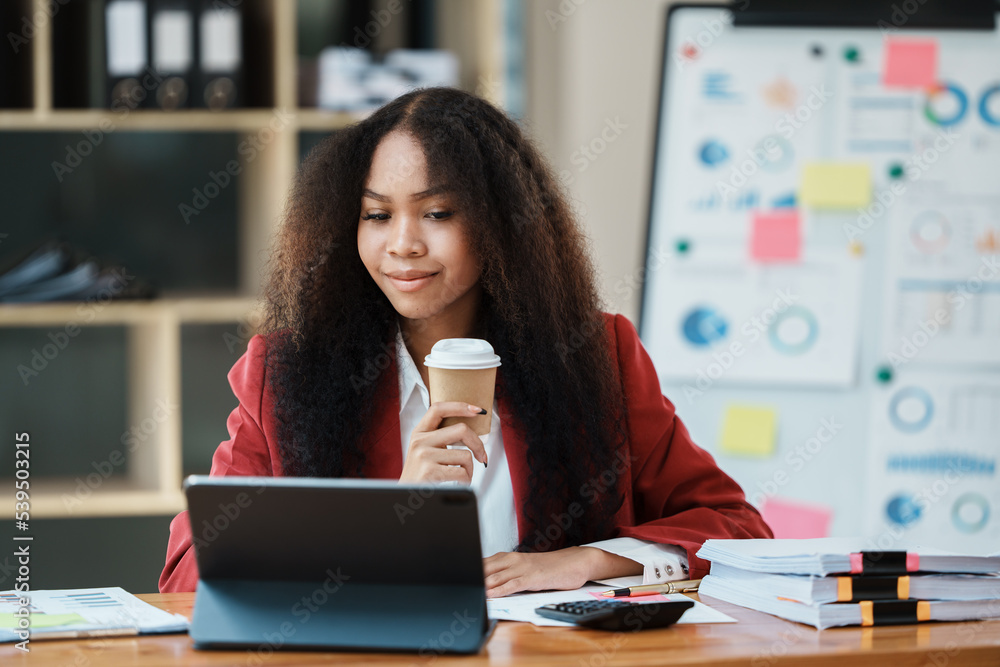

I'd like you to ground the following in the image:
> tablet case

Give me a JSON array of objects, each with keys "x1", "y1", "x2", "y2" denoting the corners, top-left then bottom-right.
[{"x1": 184, "y1": 476, "x2": 496, "y2": 653}]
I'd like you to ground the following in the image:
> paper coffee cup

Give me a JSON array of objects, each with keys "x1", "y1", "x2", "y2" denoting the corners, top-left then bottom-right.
[{"x1": 424, "y1": 339, "x2": 501, "y2": 436}]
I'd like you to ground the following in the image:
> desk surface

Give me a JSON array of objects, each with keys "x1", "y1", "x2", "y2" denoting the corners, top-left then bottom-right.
[{"x1": 3, "y1": 593, "x2": 999, "y2": 666}]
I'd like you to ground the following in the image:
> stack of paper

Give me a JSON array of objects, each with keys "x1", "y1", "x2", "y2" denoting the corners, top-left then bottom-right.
[
  {"x1": 697, "y1": 539, "x2": 1000, "y2": 630},
  {"x1": 708, "y1": 562, "x2": 1000, "y2": 603},
  {"x1": 0, "y1": 587, "x2": 189, "y2": 642}
]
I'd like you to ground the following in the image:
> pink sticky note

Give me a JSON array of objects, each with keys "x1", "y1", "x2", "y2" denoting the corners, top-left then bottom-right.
[
  {"x1": 883, "y1": 39, "x2": 938, "y2": 88},
  {"x1": 750, "y1": 210, "x2": 800, "y2": 262},
  {"x1": 761, "y1": 497, "x2": 832, "y2": 539}
]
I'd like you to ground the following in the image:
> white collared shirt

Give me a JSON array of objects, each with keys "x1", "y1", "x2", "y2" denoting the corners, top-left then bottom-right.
[{"x1": 394, "y1": 327, "x2": 689, "y2": 583}]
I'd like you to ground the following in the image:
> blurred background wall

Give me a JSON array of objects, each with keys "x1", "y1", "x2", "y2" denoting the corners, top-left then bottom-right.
[{"x1": 526, "y1": 0, "x2": 678, "y2": 324}]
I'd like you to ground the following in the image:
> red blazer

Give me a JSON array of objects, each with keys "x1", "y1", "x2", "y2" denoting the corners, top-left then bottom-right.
[{"x1": 159, "y1": 313, "x2": 771, "y2": 592}]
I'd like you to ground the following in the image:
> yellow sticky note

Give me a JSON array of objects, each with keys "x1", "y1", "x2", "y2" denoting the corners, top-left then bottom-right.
[
  {"x1": 720, "y1": 405, "x2": 776, "y2": 457},
  {"x1": 0, "y1": 612, "x2": 87, "y2": 629},
  {"x1": 800, "y1": 162, "x2": 871, "y2": 209}
]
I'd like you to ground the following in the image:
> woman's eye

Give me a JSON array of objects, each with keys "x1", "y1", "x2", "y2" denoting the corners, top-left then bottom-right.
[{"x1": 360, "y1": 211, "x2": 451, "y2": 221}]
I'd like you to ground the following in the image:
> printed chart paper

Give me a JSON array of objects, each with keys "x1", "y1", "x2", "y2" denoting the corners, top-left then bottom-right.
[
  {"x1": 880, "y1": 193, "x2": 1000, "y2": 367},
  {"x1": 643, "y1": 248, "x2": 863, "y2": 388},
  {"x1": 865, "y1": 370, "x2": 1000, "y2": 554}
]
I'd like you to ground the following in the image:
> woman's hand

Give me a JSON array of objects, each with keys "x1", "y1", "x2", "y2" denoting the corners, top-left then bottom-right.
[
  {"x1": 483, "y1": 547, "x2": 642, "y2": 598},
  {"x1": 399, "y1": 402, "x2": 489, "y2": 484}
]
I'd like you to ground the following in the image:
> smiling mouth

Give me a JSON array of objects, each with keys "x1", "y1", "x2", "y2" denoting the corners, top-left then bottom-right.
[{"x1": 386, "y1": 272, "x2": 439, "y2": 292}]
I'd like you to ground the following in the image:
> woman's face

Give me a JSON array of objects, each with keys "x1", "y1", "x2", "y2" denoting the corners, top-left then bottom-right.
[{"x1": 358, "y1": 131, "x2": 482, "y2": 328}]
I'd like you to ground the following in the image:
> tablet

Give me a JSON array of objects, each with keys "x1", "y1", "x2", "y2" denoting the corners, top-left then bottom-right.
[{"x1": 184, "y1": 475, "x2": 495, "y2": 654}]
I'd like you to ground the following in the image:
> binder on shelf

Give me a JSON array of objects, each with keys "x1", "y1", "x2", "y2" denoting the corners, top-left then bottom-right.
[
  {"x1": 105, "y1": 0, "x2": 152, "y2": 110},
  {"x1": 52, "y1": 0, "x2": 106, "y2": 109},
  {"x1": 0, "y1": 0, "x2": 33, "y2": 108},
  {"x1": 195, "y1": 0, "x2": 242, "y2": 110},
  {"x1": 149, "y1": 0, "x2": 196, "y2": 110}
]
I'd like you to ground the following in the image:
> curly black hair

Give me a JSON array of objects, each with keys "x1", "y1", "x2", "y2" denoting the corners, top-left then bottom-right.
[{"x1": 259, "y1": 86, "x2": 627, "y2": 551}]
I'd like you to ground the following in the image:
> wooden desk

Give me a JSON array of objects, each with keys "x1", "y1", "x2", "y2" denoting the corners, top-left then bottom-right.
[{"x1": 3, "y1": 593, "x2": 999, "y2": 666}]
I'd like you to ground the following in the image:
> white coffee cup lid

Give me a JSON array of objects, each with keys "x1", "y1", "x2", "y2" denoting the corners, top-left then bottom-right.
[{"x1": 424, "y1": 338, "x2": 502, "y2": 370}]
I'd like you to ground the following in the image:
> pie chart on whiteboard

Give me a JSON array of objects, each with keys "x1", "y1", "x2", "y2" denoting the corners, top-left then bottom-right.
[
  {"x1": 768, "y1": 306, "x2": 818, "y2": 355},
  {"x1": 888, "y1": 386, "x2": 935, "y2": 433},
  {"x1": 910, "y1": 210, "x2": 951, "y2": 254},
  {"x1": 681, "y1": 307, "x2": 728, "y2": 347}
]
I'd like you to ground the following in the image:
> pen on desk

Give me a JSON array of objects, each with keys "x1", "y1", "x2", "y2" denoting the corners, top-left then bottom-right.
[{"x1": 601, "y1": 578, "x2": 702, "y2": 598}]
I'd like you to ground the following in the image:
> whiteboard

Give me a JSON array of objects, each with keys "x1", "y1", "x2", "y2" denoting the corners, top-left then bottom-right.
[{"x1": 638, "y1": 4, "x2": 1000, "y2": 552}]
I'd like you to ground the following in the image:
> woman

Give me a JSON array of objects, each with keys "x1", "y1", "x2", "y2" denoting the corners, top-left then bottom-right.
[{"x1": 159, "y1": 87, "x2": 771, "y2": 597}]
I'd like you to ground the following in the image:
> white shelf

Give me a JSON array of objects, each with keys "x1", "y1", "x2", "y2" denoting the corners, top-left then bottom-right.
[
  {"x1": 20, "y1": 478, "x2": 186, "y2": 519},
  {"x1": 0, "y1": 109, "x2": 367, "y2": 133},
  {"x1": 0, "y1": 109, "x2": 288, "y2": 132},
  {"x1": 0, "y1": 297, "x2": 262, "y2": 327}
]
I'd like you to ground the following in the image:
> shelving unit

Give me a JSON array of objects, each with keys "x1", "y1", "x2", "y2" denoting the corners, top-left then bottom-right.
[{"x1": 3, "y1": 0, "x2": 507, "y2": 519}]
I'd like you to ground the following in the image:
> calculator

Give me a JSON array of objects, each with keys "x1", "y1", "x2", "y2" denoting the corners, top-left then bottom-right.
[{"x1": 535, "y1": 598, "x2": 694, "y2": 631}]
